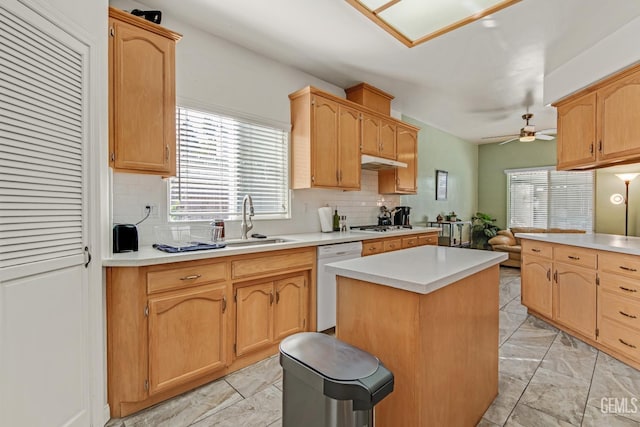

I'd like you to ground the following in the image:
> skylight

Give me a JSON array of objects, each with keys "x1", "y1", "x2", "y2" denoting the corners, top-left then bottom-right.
[{"x1": 346, "y1": 0, "x2": 520, "y2": 47}]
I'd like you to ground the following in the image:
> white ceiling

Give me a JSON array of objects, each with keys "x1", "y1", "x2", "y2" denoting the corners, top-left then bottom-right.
[{"x1": 138, "y1": 0, "x2": 640, "y2": 143}]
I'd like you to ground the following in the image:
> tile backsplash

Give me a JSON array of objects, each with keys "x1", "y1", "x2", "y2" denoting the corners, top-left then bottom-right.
[{"x1": 112, "y1": 170, "x2": 400, "y2": 247}]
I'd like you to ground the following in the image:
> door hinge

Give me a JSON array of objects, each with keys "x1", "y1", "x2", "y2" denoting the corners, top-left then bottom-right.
[
  {"x1": 144, "y1": 305, "x2": 149, "y2": 317},
  {"x1": 144, "y1": 379, "x2": 149, "y2": 391},
  {"x1": 84, "y1": 246, "x2": 92, "y2": 268}
]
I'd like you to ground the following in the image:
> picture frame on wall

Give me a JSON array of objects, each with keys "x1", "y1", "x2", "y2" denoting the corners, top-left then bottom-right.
[{"x1": 436, "y1": 170, "x2": 448, "y2": 201}]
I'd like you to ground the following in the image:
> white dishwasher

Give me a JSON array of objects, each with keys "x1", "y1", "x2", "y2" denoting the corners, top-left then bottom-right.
[{"x1": 316, "y1": 241, "x2": 363, "y2": 331}]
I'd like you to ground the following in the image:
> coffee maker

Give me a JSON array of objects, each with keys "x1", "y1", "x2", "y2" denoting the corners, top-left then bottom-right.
[{"x1": 393, "y1": 206, "x2": 411, "y2": 226}]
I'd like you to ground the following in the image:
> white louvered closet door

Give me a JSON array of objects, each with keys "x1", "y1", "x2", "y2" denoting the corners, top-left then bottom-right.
[{"x1": 0, "y1": 2, "x2": 90, "y2": 426}]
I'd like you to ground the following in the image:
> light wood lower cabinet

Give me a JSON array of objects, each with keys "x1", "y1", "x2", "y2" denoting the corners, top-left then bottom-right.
[
  {"x1": 521, "y1": 255, "x2": 553, "y2": 318},
  {"x1": 521, "y1": 238, "x2": 640, "y2": 370},
  {"x1": 361, "y1": 232, "x2": 438, "y2": 256},
  {"x1": 107, "y1": 247, "x2": 314, "y2": 418},
  {"x1": 235, "y1": 274, "x2": 308, "y2": 357},
  {"x1": 553, "y1": 262, "x2": 596, "y2": 340},
  {"x1": 148, "y1": 284, "x2": 227, "y2": 395}
]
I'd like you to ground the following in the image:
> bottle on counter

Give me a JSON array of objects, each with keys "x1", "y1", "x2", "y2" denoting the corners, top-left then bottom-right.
[{"x1": 333, "y1": 209, "x2": 340, "y2": 231}]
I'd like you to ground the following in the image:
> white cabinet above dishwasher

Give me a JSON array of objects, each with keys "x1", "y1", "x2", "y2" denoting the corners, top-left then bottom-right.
[{"x1": 316, "y1": 241, "x2": 363, "y2": 331}]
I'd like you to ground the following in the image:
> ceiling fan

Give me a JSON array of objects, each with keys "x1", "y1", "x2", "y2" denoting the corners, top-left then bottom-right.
[{"x1": 483, "y1": 113, "x2": 557, "y2": 145}]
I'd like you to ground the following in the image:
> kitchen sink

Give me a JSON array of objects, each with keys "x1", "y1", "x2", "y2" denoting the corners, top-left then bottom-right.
[{"x1": 223, "y1": 238, "x2": 291, "y2": 248}]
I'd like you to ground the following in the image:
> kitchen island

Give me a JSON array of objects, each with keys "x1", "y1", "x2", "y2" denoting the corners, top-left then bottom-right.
[{"x1": 326, "y1": 246, "x2": 507, "y2": 427}]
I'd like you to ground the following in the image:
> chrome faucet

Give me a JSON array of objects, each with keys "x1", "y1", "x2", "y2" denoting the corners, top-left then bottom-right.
[{"x1": 240, "y1": 194, "x2": 254, "y2": 239}]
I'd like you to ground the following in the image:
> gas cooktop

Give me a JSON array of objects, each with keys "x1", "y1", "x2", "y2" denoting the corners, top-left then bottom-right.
[{"x1": 350, "y1": 225, "x2": 413, "y2": 232}]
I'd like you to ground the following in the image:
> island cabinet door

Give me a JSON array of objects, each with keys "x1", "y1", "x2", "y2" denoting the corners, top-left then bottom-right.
[
  {"x1": 274, "y1": 275, "x2": 308, "y2": 341},
  {"x1": 147, "y1": 284, "x2": 227, "y2": 395},
  {"x1": 522, "y1": 256, "x2": 553, "y2": 318},
  {"x1": 553, "y1": 262, "x2": 597, "y2": 340},
  {"x1": 235, "y1": 282, "x2": 274, "y2": 357}
]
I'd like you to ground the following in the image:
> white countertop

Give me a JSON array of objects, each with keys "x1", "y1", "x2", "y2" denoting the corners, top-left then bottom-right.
[
  {"x1": 516, "y1": 233, "x2": 640, "y2": 256},
  {"x1": 325, "y1": 246, "x2": 508, "y2": 295},
  {"x1": 103, "y1": 227, "x2": 441, "y2": 267}
]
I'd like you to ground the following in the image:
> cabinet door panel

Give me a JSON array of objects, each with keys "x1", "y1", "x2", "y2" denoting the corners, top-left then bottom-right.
[
  {"x1": 554, "y1": 263, "x2": 596, "y2": 339},
  {"x1": 522, "y1": 256, "x2": 553, "y2": 318},
  {"x1": 148, "y1": 284, "x2": 227, "y2": 395},
  {"x1": 235, "y1": 282, "x2": 273, "y2": 357},
  {"x1": 338, "y1": 105, "x2": 361, "y2": 189},
  {"x1": 599, "y1": 69, "x2": 640, "y2": 161},
  {"x1": 556, "y1": 92, "x2": 596, "y2": 169},
  {"x1": 274, "y1": 275, "x2": 307, "y2": 341},
  {"x1": 312, "y1": 96, "x2": 339, "y2": 187},
  {"x1": 112, "y1": 19, "x2": 174, "y2": 173},
  {"x1": 396, "y1": 127, "x2": 417, "y2": 193},
  {"x1": 379, "y1": 119, "x2": 396, "y2": 159},
  {"x1": 361, "y1": 113, "x2": 380, "y2": 155}
]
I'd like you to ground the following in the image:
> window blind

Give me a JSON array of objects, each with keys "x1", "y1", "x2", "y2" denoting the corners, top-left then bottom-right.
[
  {"x1": 506, "y1": 168, "x2": 593, "y2": 231},
  {"x1": 0, "y1": 5, "x2": 85, "y2": 269},
  {"x1": 170, "y1": 107, "x2": 289, "y2": 221}
]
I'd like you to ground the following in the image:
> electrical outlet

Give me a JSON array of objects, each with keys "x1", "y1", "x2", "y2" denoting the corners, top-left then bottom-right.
[{"x1": 143, "y1": 203, "x2": 159, "y2": 219}]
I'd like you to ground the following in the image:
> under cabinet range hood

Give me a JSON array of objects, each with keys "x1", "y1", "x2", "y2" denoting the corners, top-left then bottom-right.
[{"x1": 361, "y1": 154, "x2": 407, "y2": 170}]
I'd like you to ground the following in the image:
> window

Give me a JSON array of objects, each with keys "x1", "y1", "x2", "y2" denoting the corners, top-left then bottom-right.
[
  {"x1": 169, "y1": 107, "x2": 289, "y2": 222},
  {"x1": 506, "y1": 167, "x2": 594, "y2": 231}
]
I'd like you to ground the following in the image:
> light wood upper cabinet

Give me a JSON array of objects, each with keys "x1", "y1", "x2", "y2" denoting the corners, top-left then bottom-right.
[
  {"x1": 108, "y1": 7, "x2": 181, "y2": 175},
  {"x1": 361, "y1": 113, "x2": 396, "y2": 159},
  {"x1": 598, "y1": 67, "x2": 640, "y2": 162},
  {"x1": 556, "y1": 64, "x2": 640, "y2": 170},
  {"x1": 290, "y1": 91, "x2": 360, "y2": 190},
  {"x1": 378, "y1": 125, "x2": 418, "y2": 194},
  {"x1": 557, "y1": 93, "x2": 597, "y2": 169},
  {"x1": 147, "y1": 284, "x2": 227, "y2": 395},
  {"x1": 290, "y1": 86, "x2": 419, "y2": 193}
]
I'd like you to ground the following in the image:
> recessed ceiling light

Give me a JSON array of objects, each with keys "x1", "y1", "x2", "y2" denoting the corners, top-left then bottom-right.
[{"x1": 347, "y1": 0, "x2": 519, "y2": 47}]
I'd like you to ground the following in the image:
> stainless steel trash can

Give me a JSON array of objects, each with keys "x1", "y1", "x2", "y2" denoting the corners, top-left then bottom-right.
[{"x1": 279, "y1": 332, "x2": 394, "y2": 427}]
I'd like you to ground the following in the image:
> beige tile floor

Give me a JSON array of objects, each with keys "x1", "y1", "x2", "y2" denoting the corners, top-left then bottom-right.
[{"x1": 107, "y1": 267, "x2": 640, "y2": 427}]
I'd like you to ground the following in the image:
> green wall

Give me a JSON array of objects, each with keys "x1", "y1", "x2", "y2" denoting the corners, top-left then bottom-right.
[
  {"x1": 477, "y1": 139, "x2": 557, "y2": 230},
  {"x1": 400, "y1": 116, "x2": 478, "y2": 230},
  {"x1": 477, "y1": 139, "x2": 640, "y2": 236}
]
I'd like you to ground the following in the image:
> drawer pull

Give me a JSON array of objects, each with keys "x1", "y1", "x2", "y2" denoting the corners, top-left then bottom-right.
[
  {"x1": 568, "y1": 255, "x2": 580, "y2": 260},
  {"x1": 619, "y1": 286, "x2": 638, "y2": 293},
  {"x1": 619, "y1": 338, "x2": 637, "y2": 349},
  {"x1": 180, "y1": 274, "x2": 202, "y2": 281},
  {"x1": 620, "y1": 266, "x2": 638, "y2": 272},
  {"x1": 368, "y1": 247, "x2": 375, "y2": 251},
  {"x1": 546, "y1": 269, "x2": 551, "y2": 281},
  {"x1": 619, "y1": 310, "x2": 638, "y2": 319},
  {"x1": 531, "y1": 248, "x2": 541, "y2": 253}
]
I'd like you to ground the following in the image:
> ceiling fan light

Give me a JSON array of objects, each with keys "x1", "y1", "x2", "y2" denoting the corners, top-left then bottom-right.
[{"x1": 519, "y1": 135, "x2": 536, "y2": 142}]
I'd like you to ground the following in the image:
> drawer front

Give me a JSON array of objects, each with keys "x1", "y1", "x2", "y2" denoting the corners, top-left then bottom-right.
[
  {"x1": 554, "y1": 245, "x2": 597, "y2": 269},
  {"x1": 599, "y1": 272, "x2": 640, "y2": 300},
  {"x1": 418, "y1": 233, "x2": 438, "y2": 246},
  {"x1": 147, "y1": 262, "x2": 228, "y2": 294},
  {"x1": 599, "y1": 290, "x2": 640, "y2": 331},
  {"x1": 362, "y1": 240, "x2": 384, "y2": 256},
  {"x1": 521, "y1": 240, "x2": 553, "y2": 259},
  {"x1": 383, "y1": 238, "x2": 402, "y2": 252},
  {"x1": 402, "y1": 236, "x2": 419, "y2": 249},
  {"x1": 600, "y1": 252, "x2": 640, "y2": 280},
  {"x1": 599, "y1": 318, "x2": 640, "y2": 362},
  {"x1": 232, "y1": 249, "x2": 314, "y2": 280}
]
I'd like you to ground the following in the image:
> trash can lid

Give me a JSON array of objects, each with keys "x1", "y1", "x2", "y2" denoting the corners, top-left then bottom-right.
[{"x1": 279, "y1": 332, "x2": 379, "y2": 381}]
